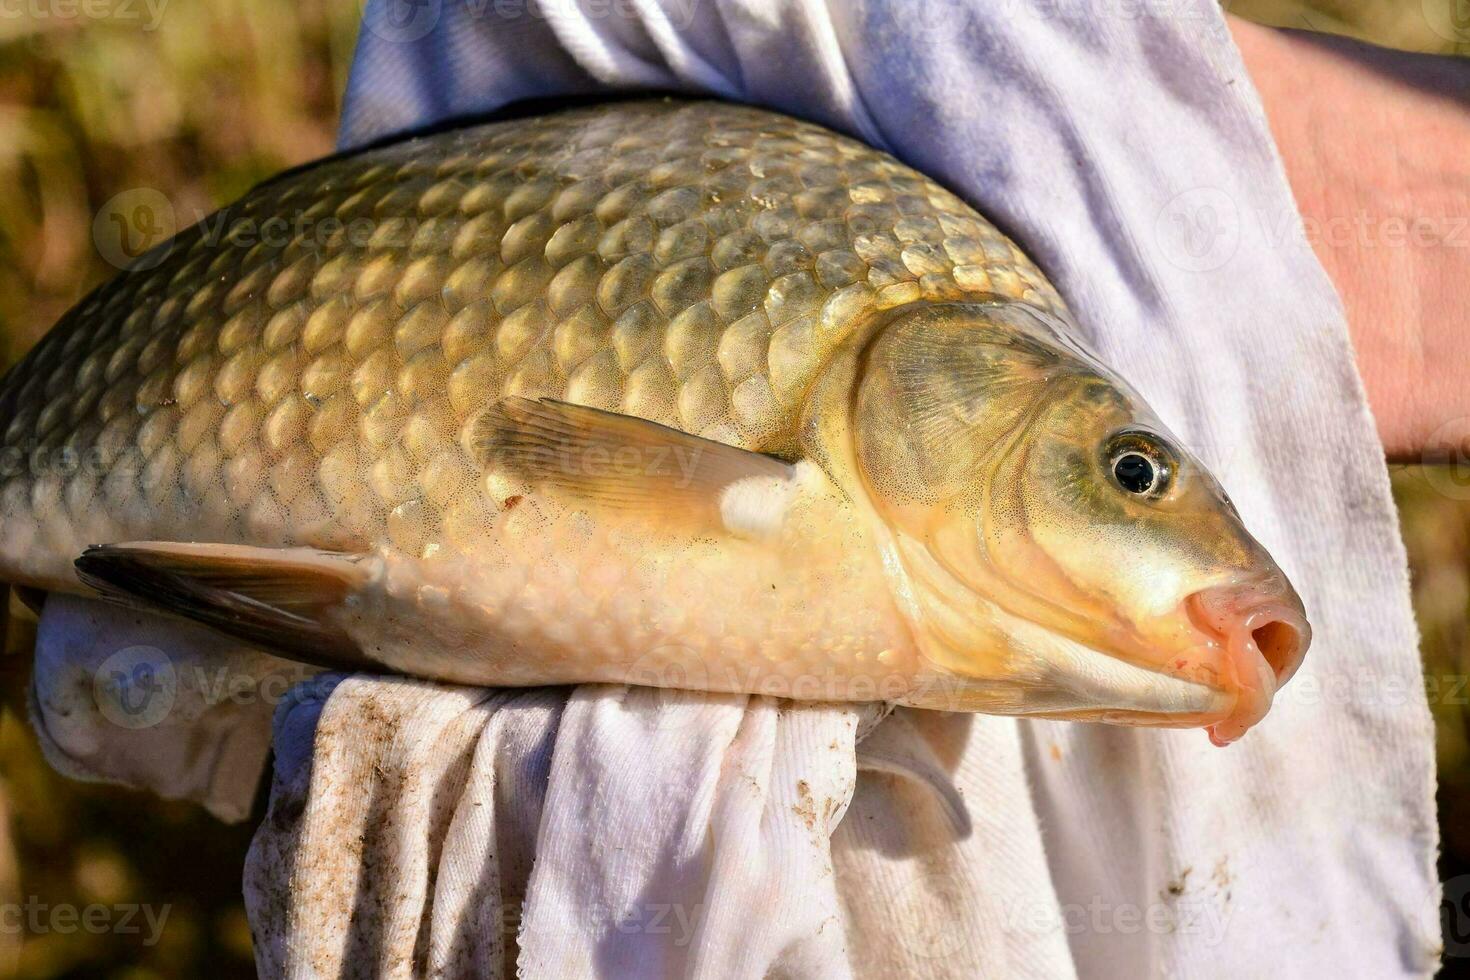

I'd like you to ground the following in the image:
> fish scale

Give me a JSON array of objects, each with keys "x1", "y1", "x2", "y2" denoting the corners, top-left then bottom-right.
[
  {"x1": 0, "y1": 98, "x2": 1059, "y2": 588},
  {"x1": 7, "y1": 99, "x2": 1315, "y2": 744}
]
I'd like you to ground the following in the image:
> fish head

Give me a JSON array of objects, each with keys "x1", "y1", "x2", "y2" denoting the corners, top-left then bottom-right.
[{"x1": 843, "y1": 302, "x2": 1309, "y2": 744}]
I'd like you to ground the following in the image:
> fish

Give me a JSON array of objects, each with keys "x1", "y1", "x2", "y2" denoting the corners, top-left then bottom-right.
[{"x1": 0, "y1": 98, "x2": 1309, "y2": 745}]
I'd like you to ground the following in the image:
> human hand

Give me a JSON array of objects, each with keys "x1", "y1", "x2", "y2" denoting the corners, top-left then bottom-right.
[{"x1": 1232, "y1": 16, "x2": 1470, "y2": 464}]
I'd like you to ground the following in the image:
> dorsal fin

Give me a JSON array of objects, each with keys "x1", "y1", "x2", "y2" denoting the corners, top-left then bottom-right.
[{"x1": 74, "y1": 542, "x2": 375, "y2": 671}]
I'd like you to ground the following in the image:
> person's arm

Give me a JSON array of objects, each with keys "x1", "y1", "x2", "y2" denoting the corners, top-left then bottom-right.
[{"x1": 1232, "y1": 16, "x2": 1470, "y2": 464}]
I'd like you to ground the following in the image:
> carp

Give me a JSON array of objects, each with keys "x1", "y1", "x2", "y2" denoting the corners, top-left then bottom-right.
[{"x1": 0, "y1": 100, "x2": 1308, "y2": 744}]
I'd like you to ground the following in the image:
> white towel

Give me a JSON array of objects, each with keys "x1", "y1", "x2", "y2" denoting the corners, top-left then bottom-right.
[
  {"x1": 28, "y1": 592, "x2": 313, "y2": 823},
  {"x1": 27, "y1": 1, "x2": 1440, "y2": 976}
]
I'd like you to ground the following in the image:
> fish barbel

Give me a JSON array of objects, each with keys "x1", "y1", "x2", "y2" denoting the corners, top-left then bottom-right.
[{"x1": 0, "y1": 99, "x2": 1309, "y2": 744}]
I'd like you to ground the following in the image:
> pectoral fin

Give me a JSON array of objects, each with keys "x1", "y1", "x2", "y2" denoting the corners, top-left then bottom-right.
[
  {"x1": 473, "y1": 397, "x2": 798, "y2": 535},
  {"x1": 74, "y1": 542, "x2": 373, "y2": 670}
]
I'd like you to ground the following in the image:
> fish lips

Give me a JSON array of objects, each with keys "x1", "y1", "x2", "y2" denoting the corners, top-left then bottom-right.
[
  {"x1": 1008, "y1": 594, "x2": 1310, "y2": 745},
  {"x1": 1183, "y1": 586, "x2": 1311, "y2": 746}
]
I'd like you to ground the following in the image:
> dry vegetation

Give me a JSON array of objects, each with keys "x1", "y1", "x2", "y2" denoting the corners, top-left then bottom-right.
[
  {"x1": 0, "y1": 3, "x2": 357, "y2": 975},
  {"x1": 0, "y1": 2, "x2": 1462, "y2": 976}
]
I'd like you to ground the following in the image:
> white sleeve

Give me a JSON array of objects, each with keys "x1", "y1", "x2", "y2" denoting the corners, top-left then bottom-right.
[{"x1": 247, "y1": 2, "x2": 1439, "y2": 977}]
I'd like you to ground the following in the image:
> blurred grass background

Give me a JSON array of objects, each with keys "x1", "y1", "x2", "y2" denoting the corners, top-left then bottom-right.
[
  {"x1": 0, "y1": 3, "x2": 359, "y2": 976},
  {"x1": 1227, "y1": 0, "x2": 1470, "y2": 56},
  {"x1": 0, "y1": 0, "x2": 1464, "y2": 976}
]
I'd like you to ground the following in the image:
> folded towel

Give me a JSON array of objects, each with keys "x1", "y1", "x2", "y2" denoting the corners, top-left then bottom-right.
[{"x1": 26, "y1": 0, "x2": 1438, "y2": 975}]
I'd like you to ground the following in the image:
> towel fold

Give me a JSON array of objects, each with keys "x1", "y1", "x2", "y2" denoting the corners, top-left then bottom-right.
[
  {"x1": 25, "y1": 0, "x2": 1439, "y2": 975},
  {"x1": 243, "y1": 677, "x2": 1029, "y2": 978}
]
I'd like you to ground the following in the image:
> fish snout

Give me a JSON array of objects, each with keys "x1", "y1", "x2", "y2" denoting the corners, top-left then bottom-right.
[{"x1": 1185, "y1": 581, "x2": 1311, "y2": 746}]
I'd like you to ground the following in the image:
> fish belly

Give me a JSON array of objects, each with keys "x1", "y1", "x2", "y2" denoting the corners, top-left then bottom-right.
[{"x1": 334, "y1": 487, "x2": 922, "y2": 697}]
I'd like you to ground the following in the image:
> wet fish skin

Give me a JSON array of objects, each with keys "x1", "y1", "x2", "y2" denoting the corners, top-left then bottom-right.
[
  {"x1": 0, "y1": 98, "x2": 1060, "y2": 580},
  {"x1": 0, "y1": 99, "x2": 1309, "y2": 743}
]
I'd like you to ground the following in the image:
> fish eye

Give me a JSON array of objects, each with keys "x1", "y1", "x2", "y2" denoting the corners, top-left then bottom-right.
[
  {"x1": 1104, "y1": 430, "x2": 1175, "y2": 499},
  {"x1": 1113, "y1": 453, "x2": 1156, "y2": 494}
]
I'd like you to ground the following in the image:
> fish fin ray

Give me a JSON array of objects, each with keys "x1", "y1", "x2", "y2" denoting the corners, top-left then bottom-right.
[
  {"x1": 472, "y1": 397, "x2": 794, "y2": 522},
  {"x1": 73, "y1": 542, "x2": 373, "y2": 670}
]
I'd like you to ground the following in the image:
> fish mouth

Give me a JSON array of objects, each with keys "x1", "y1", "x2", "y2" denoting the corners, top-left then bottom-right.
[
  {"x1": 911, "y1": 586, "x2": 1310, "y2": 742},
  {"x1": 901, "y1": 610, "x2": 1236, "y2": 721},
  {"x1": 1184, "y1": 584, "x2": 1311, "y2": 746},
  {"x1": 882, "y1": 526, "x2": 1311, "y2": 739}
]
